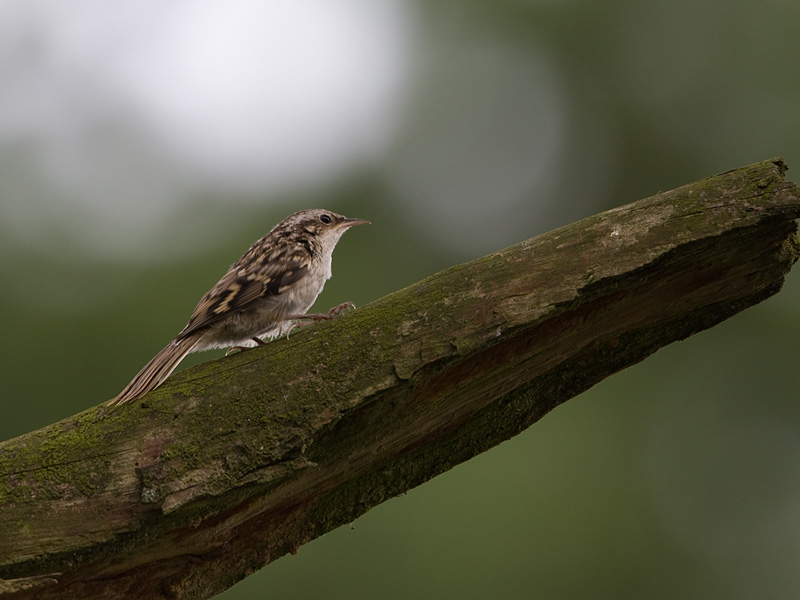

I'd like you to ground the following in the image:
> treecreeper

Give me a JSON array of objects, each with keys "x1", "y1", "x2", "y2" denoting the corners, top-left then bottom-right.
[{"x1": 110, "y1": 209, "x2": 369, "y2": 406}]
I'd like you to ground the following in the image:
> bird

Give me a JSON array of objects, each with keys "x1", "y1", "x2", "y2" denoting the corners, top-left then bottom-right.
[{"x1": 109, "y1": 209, "x2": 369, "y2": 406}]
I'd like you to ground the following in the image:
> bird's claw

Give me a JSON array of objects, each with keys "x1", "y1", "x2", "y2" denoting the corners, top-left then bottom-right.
[
  {"x1": 326, "y1": 301, "x2": 356, "y2": 319},
  {"x1": 284, "y1": 322, "x2": 301, "y2": 340}
]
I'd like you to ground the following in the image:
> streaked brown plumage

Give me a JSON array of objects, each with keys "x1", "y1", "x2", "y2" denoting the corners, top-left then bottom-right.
[{"x1": 109, "y1": 209, "x2": 369, "y2": 406}]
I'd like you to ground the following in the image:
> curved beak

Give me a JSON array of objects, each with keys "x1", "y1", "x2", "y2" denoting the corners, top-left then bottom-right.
[{"x1": 340, "y1": 217, "x2": 371, "y2": 228}]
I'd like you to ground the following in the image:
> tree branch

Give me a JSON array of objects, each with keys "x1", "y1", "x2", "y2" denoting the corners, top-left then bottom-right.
[{"x1": 2, "y1": 158, "x2": 799, "y2": 599}]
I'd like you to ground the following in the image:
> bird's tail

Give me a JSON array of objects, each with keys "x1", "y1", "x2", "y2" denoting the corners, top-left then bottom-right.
[{"x1": 109, "y1": 335, "x2": 201, "y2": 406}]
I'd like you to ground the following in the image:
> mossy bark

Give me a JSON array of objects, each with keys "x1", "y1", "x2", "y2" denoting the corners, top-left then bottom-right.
[{"x1": 1, "y1": 158, "x2": 799, "y2": 599}]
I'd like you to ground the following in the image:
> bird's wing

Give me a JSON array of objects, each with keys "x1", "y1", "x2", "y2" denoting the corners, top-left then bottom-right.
[{"x1": 176, "y1": 252, "x2": 309, "y2": 340}]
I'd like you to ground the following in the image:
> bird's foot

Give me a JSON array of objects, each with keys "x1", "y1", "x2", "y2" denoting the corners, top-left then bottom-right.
[
  {"x1": 287, "y1": 302, "x2": 356, "y2": 327},
  {"x1": 225, "y1": 337, "x2": 267, "y2": 356}
]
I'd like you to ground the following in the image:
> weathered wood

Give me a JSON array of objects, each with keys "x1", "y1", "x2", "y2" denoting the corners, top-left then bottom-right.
[{"x1": 1, "y1": 158, "x2": 799, "y2": 599}]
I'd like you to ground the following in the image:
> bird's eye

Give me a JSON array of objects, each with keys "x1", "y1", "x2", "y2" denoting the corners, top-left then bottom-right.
[{"x1": 320, "y1": 214, "x2": 331, "y2": 224}]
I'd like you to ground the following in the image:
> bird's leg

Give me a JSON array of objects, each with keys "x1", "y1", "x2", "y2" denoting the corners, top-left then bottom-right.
[
  {"x1": 286, "y1": 302, "x2": 356, "y2": 326},
  {"x1": 283, "y1": 302, "x2": 357, "y2": 337},
  {"x1": 228, "y1": 304, "x2": 358, "y2": 348},
  {"x1": 224, "y1": 337, "x2": 267, "y2": 356},
  {"x1": 227, "y1": 302, "x2": 356, "y2": 351}
]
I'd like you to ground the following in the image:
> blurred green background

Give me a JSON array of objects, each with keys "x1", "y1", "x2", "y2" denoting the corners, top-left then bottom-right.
[{"x1": 2, "y1": 1, "x2": 800, "y2": 598}]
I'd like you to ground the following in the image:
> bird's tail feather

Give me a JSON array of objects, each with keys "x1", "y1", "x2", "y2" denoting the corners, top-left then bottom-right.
[{"x1": 109, "y1": 335, "x2": 200, "y2": 406}]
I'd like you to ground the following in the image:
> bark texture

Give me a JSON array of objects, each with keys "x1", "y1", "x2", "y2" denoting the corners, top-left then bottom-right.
[{"x1": 1, "y1": 158, "x2": 799, "y2": 599}]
